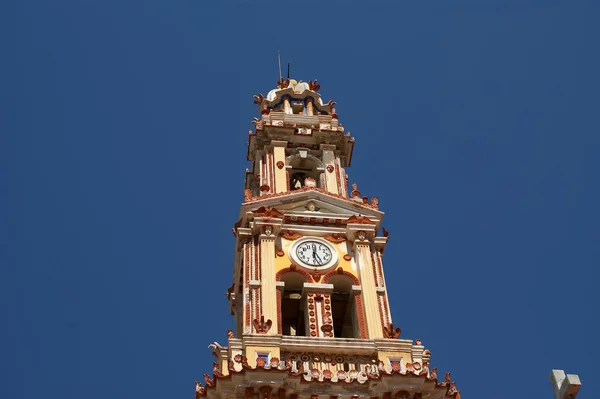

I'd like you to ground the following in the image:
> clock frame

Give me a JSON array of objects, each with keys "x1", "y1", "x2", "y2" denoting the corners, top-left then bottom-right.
[{"x1": 289, "y1": 237, "x2": 339, "y2": 270}]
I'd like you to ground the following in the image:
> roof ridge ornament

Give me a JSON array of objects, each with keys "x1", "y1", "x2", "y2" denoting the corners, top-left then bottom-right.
[{"x1": 277, "y1": 77, "x2": 290, "y2": 89}]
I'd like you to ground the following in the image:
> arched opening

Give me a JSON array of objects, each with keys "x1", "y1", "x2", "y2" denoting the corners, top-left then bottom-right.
[
  {"x1": 327, "y1": 275, "x2": 358, "y2": 338},
  {"x1": 280, "y1": 272, "x2": 307, "y2": 336},
  {"x1": 288, "y1": 156, "x2": 323, "y2": 190}
]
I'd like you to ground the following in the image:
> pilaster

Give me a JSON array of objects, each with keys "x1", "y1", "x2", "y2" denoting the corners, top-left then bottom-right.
[
  {"x1": 347, "y1": 224, "x2": 383, "y2": 339},
  {"x1": 320, "y1": 144, "x2": 338, "y2": 195},
  {"x1": 258, "y1": 231, "x2": 278, "y2": 334},
  {"x1": 272, "y1": 141, "x2": 287, "y2": 193}
]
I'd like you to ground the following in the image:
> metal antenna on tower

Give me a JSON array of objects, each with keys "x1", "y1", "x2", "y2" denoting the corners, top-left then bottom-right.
[
  {"x1": 287, "y1": 63, "x2": 290, "y2": 79},
  {"x1": 277, "y1": 50, "x2": 282, "y2": 80}
]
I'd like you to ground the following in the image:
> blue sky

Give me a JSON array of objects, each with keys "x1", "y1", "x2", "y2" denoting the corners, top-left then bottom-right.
[{"x1": 2, "y1": 1, "x2": 599, "y2": 398}]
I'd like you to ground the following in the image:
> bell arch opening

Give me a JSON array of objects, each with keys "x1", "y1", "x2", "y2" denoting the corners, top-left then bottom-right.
[
  {"x1": 287, "y1": 155, "x2": 323, "y2": 190},
  {"x1": 279, "y1": 272, "x2": 307, "y2": 336},
  {"x1": 327, "y1": 274, "x2": 359, "y2": 338}
]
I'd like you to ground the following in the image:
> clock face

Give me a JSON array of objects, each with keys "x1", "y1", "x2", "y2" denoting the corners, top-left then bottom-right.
[{"x1": 295, "y1": 241, "x2": 333, "y2": 267}]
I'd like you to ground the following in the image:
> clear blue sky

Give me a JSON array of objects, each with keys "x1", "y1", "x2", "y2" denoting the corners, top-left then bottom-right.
[{"x1": 2, "y1": 1, "x2": 599, "y2": 398}]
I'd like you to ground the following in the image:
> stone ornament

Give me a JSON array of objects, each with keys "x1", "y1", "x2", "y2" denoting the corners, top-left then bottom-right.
[
  {"x1": 263, "y1": 225, "x2": 273, "y2": 236},
  {"x1": 383, "y1": 323, "x2": 402, "y2": 339},
  {"x1": 252, "y1": 316, "x2": 272, "y2": 334}
]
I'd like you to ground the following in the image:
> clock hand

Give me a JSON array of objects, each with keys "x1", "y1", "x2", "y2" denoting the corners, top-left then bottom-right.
[{"x1": 314, "y1": 252, "x2": 323, "y2": 265}]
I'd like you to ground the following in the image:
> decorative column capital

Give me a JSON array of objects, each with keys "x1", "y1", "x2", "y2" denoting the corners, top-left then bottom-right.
[{"x1": 271, "y1": 140, "x2": 287, "y2": 148}]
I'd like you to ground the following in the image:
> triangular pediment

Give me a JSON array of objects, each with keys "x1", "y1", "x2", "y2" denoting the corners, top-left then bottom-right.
[{"x1": 239, "y1": 189, "x2": 384, "y2": 227}]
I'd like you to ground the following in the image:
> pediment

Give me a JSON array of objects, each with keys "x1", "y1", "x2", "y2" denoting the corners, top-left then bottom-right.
[{"x1": 239, "y1": 189, "x2": 384, "y2": 226}]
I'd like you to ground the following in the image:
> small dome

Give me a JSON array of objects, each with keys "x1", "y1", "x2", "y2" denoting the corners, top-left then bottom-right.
[{"x1": 294, "y1": 81, "x2": 310, "y2": 93}]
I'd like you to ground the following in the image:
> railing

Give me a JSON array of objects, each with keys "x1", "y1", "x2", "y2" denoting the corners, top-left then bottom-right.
[{"x1": 281, "y1": 351, "x2": 380, "y2": 383}]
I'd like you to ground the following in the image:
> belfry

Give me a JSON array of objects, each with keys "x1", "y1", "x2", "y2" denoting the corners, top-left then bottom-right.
[{"x1": 195, "y1": 78, "x2": 462, "y2": 399}]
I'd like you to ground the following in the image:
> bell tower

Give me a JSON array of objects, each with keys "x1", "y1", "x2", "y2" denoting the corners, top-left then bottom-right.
[{"x1": 196, "y1": 79, "x2": 462, "y2": 399}]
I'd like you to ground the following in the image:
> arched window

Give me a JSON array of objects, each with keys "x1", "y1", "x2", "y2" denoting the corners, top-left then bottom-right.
[
  {"x1": 287, "y1": 155, "x2": 323, "y2": 190},
  {"x1": 279, "y1": 272, "x2": 307, "y2": 336}
]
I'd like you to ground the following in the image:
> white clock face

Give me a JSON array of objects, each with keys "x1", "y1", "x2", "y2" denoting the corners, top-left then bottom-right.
[{"x1": 295, "y1": 241, "x2": 333, "y2": 267}]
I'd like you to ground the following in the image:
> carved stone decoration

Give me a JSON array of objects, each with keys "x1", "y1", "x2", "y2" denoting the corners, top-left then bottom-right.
[
  {"x1": 252, "y1": 316, "x2": 273, "y2": 334},
  {"x1": 276, "y1": 250, "x2": 285, "y2": 257},
  {"x1": 328, "y1": 99, "x2": 337, "y2": 119},
  {"x1": 281, "y1": 229, "x2": 302, "y2": 240},
  {"x1": 212, "y1": 361, "x2": 224, "y2": 378},
  {"x1": 252, "y1": 206, "x2": 284, "y2": 219},
  {"x1": 445, "y1": 372, "x2": 452, "y2": 383},
  {"x1": 256, "y1": 356, "x2": 267, "y2": 368},
  {"x1": 259, "y1": 184, "x2": 270, "y2": 193},
  {"x1": 304, "y1": 177, "x2": 316, "y2": 187},
  {"x1": 447, "y1": 382, "x2": 460, "y2": 398},
  {"x1": 382, "y1": 226, "x2": 389, "y2": 237},
  {"x1": 276, "y1": 160, "x2": 284, "y2": 169},
  {"x1": 430, "y1": 367, "x2": 438, "y2": 380},
  {"x1": 241, "y1": 356, "x2": 251, "y2": 370},
  {"x1": 306, "y1": 201, "x2": 319, "y2": 212},
  {"x1": 383, "y1": 323, "x2": 402, "y2": 339},
  {"x1": 343, "y1": 254, "x2": 352, "y2": 261},
  {"x1": 357, "y1": 230, "x2": 367, "y2": 241},
  {"x1": 227, "y1": 329, "x2": 234, "y2": 339},
  {"x1": 350, "y1": 183, "x2": 361, "y2": 198},
  {"x1": 253, "y1": 93, "x2": 264, "y2": 105},
  {"x1": 370, "y1": 196, "x2": 379, "y2": 209},
  {"x1": 203, "y1": 374, "x2": 214, "y2": 387},
  {"x1": 276, "y1": 78, "x2": 290, "y2": 89},
  {"x1": 312, "y1": 270, "x2": 322, "y2": 282},
  {"x1": 323, "y1": 233, "x2": 346, "y2": 244},
  {"x1": 326, "y1": 164, "x2": 334, "y2": 173},
  {"x1": 321, "y1": 324, "x2": 333, "y2": 333},
  {"x1": 195, "y1": 381, "x2": 206, "y2": 398},
  {"x1": 415, "y1": 339, "x2": 422, "y2": 345},
  {"x1": 391, "y1": 361, "x2": 401, "y2": 372},
  {"x1": 309, "y1": 80, "x2": 320, "y2": 91},
  {"x1": 263, "y1": 225, "x2": 273, "y2": 236},
  {"x1": 345, "y1": 215, "x2": 376, "y2": 225},
  {"x1": 270, "y1": 357, "x2": 280, "y2": 368}
]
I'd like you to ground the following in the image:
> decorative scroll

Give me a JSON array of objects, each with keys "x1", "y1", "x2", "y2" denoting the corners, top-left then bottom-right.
[{"x1": 253, "y1": 93, "x2": 264, "y2": 105}]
